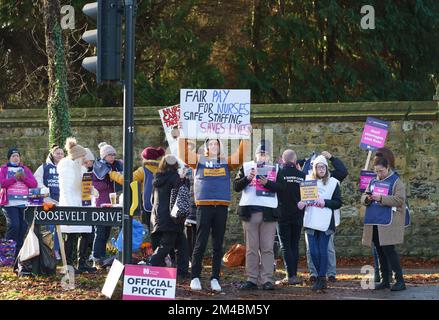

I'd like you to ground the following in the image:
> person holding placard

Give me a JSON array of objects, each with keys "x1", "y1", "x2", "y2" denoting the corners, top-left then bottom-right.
[
  {"x1": 297, "y1": 155, "x2": 342, "y2": 291},
  {"x1": 302, "y1": 151, "x2": 348, "y2": 283},
  {"x1": 91, "y1": 142, "x2": 123, "y2": 267},
  {"x1": 109, "y1": 146, "x2": 165, "y2": 232},
  {"x1": 234, "y1": 140, "x2": 285, "y2": 291},
  {"x1": 58, "y1": 138, "x2": 95, "y2": 274},
  {"x1": 0, "y1": 147, "x2": 38, "y2": 265},
  {"x1": 33, "y1": 144, "x2": 65, "y2": 261},
  {"x1": 361, "y1": 155, "x2": 406, "y2": 291},
  {"x1": 178, "y1": 135, "x2": 250, "y2": 292}
]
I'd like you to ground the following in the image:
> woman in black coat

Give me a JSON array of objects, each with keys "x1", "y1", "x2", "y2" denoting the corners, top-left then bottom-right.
[{"x1": 149, "y1": 155, "x2": 188, "y2": 274}]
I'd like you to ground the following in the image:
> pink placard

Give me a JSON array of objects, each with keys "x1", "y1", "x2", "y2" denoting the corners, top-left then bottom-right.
[
  {"x1": 123, "y1": 265, "x2": 176, "y2": 300},
  {"x1": 372, "y1": 184, "x2": 389, "y2": 196},
  {"x1": 360, "y1": 124, "x2": 388, "y2": 149}
]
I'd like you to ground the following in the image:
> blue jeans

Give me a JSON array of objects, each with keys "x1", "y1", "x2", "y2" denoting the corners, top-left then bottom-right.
[
  {"x1": 305, "y1": 230, "x2": 331, "y2": 277},
  {"x1": 306, "y1": 232, "x2": 336, "y2": 277},
  {"x1": 4, "y1": 206, "x2": 28, "y2": 256},
  {"x1": 277, "y1": 223, "x2": 302, "y2": 277},
  {"x1": 92, "y1": 226, "x2": 112, "y2": 259}
]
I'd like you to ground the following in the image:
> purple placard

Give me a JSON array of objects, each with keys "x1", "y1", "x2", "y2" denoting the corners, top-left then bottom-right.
[
  {"x1": 359, "y1": 117, "x2": 389, "y2": 151},
  {"x1": 359, "y1": 170, "x2": 375, "y2": 192},
  {"x1": 372, "y1": 182, "x2": 390, "y2": 196}
]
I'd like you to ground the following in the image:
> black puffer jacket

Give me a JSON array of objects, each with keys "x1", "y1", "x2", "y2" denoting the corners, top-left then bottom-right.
[{"x1": 150, "y1": 170, "x2": 183, "y2": 234}]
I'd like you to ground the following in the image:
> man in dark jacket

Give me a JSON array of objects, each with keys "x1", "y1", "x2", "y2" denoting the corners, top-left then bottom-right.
[{"x1": 275, "y1": 149, "x2": 306, "y2": 285}]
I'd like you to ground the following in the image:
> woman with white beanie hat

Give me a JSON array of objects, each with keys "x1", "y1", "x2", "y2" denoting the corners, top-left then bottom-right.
[
  {"x1": 91, "y1": 142, "x2": 123, "y2": 266},
  {"x1": 58, "y1": 137, "x2": 95, "y2": 273},
  {"x1": 297, "y1": 155, "x2": 342, "y2": 291}
]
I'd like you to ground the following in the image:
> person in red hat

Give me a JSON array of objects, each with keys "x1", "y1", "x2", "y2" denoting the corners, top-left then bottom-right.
[{"x1": 109, "y1": 146, "x2": 165, "y2": 232}]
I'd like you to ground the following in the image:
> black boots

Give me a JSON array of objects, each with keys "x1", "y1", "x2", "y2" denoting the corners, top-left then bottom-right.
[
  {"x1": 312, "y1": 276, "x2": 327, "y2": 291},
  {"x1": 391, "y1": 275, "x2": 406, "y2": 291}
]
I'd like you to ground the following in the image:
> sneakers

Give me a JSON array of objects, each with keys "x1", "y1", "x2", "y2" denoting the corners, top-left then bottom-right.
[
  {"x1": 210, "y1": 278, "x2": 222, "y2": 292},
  {"x1": 262, "y1": 282, "x2": 275, "y2": 290},
  {"x1": 190, "y1": 277, "x2": 202, "y2": 291},
  {"x1": 327, "y1": 275, "x2": 337, "y2": 282},
  {"x1": 374, "y1": 281, "x2": 390, "y2": 290},
  {"x1": 312, "y1": 277, "x2": 326, "y2": 291},
  {"x1": 391, "y1": 281, "x2": 406, "y2": 291},
  {"x1": 240, "y1": 281, "x2": 258, "y2": 290},
  {"x1": 276, "y1": 276, "x2": 303, "y2": 286}
]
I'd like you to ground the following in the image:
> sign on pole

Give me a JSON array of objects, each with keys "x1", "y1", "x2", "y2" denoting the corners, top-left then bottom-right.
[
  {"x1": 158, "y1": 104, "x2": 181, "y2": 157},
  {"x1": 179, "y1": 89, "x2": 251, "y2": 140},
  {"x1": 359, "y1": 170, "x2": 376, "y2": 192},
  {"x1": 123, "y1": 265, "x2": 176, "y2": 300},
  {"x1": 359, "y1": 117, "x2": 389, "y2": 151}
]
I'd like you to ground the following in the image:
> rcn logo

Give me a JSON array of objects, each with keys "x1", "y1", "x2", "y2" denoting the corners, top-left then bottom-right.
[{"x1": 143, "y1": 268, "x2": 159, "y2": 276}]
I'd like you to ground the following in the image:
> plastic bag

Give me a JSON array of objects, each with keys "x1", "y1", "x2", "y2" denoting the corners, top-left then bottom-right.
[
  {"x1": 222, "y1": 243, "x2": 246, "y2": 267},
  {"x1": 18, "y1": 223, "x2": 40, "y2": 262},
  {"x1": 39, "y1": 243, "x2": 56, "y2": 276},
  {"x1": 112, "y1": 219, "x2": 146, "y2": 252}
]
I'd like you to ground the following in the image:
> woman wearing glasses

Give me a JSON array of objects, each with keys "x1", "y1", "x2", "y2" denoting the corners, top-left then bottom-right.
[
  {"x1": 361, "y1": 155, "x2": 406, "y2": 291},
  {"x1": 297, "y1": 155, "x2": 342, "y2": 291}
]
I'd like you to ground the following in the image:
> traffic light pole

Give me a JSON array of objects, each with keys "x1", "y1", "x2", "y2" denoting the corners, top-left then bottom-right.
[{"x1": 122, "y1": 0, "x2": 136, "y2": 265}]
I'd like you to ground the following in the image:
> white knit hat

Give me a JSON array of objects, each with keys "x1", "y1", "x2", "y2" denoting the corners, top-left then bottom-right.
[
  {"x1": 313, "y1": 155, "x2": 328, "y2": 168},
  {"x1": 84, "y1": 148, "x2": 95, "y2": 161},
  {"x1": 98, "y1": 142, "x2": 116, "y2": 159}
]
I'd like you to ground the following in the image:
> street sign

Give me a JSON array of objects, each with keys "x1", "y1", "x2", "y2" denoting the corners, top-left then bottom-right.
[{"x1": 24, "y1": 206, "x2": 123, "y2": 226}]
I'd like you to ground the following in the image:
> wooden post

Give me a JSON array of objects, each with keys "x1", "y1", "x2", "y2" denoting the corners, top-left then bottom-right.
[
  {"x1": 363, "y1": 150, "x2": 372, "y2": 170},
  {"x1": 56, "y1": 225, "x2": 67, "y2": 274}
]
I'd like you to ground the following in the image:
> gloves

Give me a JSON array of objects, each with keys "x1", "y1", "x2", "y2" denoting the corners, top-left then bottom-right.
[
  {"x1": 15, "y1": 168, "x2": 25, "y2": 180},
  {"x1": 297, "y1": 201, "x2": 306, "y2": 210},
  {"x1": 316, "y1": 198, "x2": 326, "y2": 208}
]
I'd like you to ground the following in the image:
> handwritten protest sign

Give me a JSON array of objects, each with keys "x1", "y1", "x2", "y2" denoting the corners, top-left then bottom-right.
[
  {"x1": 300, "y1": 180, "x2": 319, "y2": 204},
  {"x1": 179, "y1": 89, "x2": 251, "y2": 139},
  {"x1": 359, "y1": 117, "x2": 389, "y2": 151},
  {"x1": 158, "y1": 104, "x2": 181, "y2": 157},
  {"x1": 123, "y1": 265, "x2": 176, "y2": 300},
  {"x1": 359, "y1": 170, "x2": 376, "y2": 192}
]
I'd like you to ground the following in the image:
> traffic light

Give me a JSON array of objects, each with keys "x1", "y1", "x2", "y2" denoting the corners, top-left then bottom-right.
[{"x1": 81, "y1": 0, "x2": 122, "y2": 84}]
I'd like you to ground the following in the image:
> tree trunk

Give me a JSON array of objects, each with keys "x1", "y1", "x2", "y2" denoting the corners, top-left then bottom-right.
[
  {"x1": 251, "y1": 0, "x2": 263, "y2": 103},
  {"x1": 42, "y1": 0, "x2": 71, "y2": 149}
]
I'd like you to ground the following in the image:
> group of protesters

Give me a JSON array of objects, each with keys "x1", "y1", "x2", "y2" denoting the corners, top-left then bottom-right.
[{"x1": 0, "y1": 132, "x2": 408, "y2": 293}]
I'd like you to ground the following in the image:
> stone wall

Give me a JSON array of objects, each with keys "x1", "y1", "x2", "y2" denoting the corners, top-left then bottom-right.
[{"x1": 1, "y1": 101, "x2": 438, "y2": 257}]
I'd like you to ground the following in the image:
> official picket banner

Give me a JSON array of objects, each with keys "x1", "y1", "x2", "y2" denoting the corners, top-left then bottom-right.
[
  {"x1": 179, "y1": 89, "x2": 251, "y2": 139},
  {"x1": 123, "y1": 265, "x2": 176, "y2": 300},
  {"x1": 359, "y1": 117, "x2": 389, "y2": 151},
  {"x1": 300, "y1": 180, "x2": 318, "y2": 205},
  {"x1": 158, "y1": 104, "x2": 181, "y2": 157},
  {"x1": 24, "y1": 206, "x2": 123, "y2": 226},
  {"x1": 359, "y1": 170, "x2": 376, "y2": 192}
]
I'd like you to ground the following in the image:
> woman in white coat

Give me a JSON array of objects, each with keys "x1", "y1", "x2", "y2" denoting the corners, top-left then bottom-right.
[
  {"x1": 298, "y1": 155, "x2": 342, "y2": 291},
  {"x1": 58, "y1": 137, "x2": 95, "y2": 274}
]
